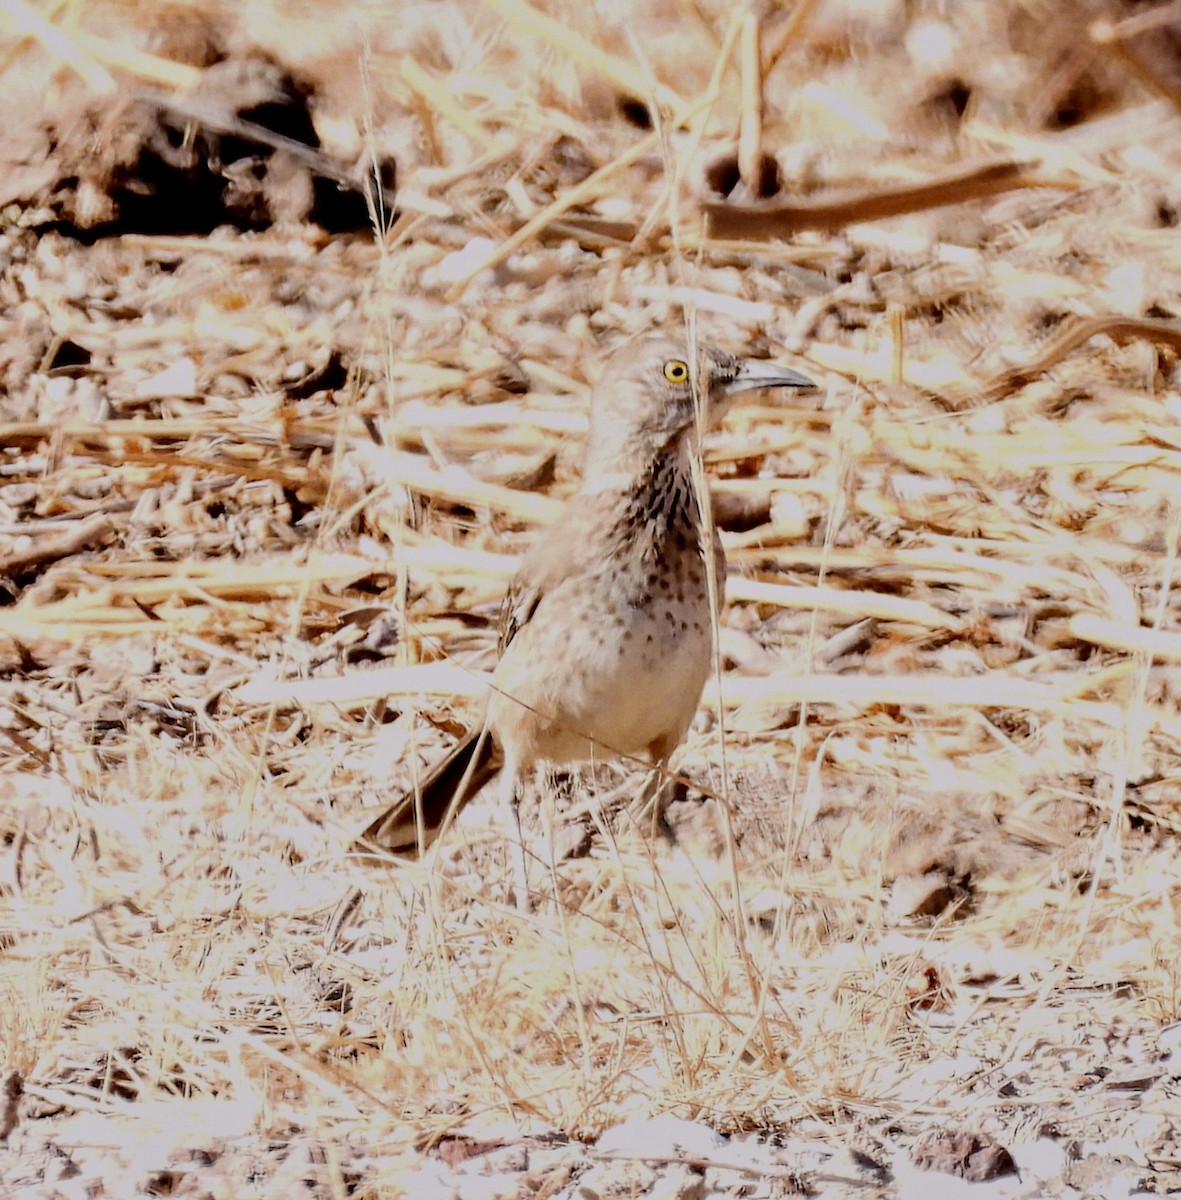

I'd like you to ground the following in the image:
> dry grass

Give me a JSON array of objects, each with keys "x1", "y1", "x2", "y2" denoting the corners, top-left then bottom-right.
[{"x1": 3, "y1": 0, "x2": 1181, "y2": 1193}]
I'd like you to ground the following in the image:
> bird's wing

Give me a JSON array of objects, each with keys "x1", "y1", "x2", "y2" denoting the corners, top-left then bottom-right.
[{"x1": 497, "y1": 514, "x2": 586, "y2": 653}]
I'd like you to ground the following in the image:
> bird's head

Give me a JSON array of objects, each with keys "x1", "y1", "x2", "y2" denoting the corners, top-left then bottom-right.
[{"x1": 583, "y1": 334, "x2": 816, "y2": 479}]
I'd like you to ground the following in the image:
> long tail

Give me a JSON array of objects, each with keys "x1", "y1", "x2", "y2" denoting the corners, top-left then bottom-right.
[{"x1": 355, "y1": 728, "x2": 502, "y2": 857}]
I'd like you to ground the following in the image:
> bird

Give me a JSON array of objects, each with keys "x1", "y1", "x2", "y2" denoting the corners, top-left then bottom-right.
[{"x1": 357, "y1": 333, "x2": 816, "y2": 905}]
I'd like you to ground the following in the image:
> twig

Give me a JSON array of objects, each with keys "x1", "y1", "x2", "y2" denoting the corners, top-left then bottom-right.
[
  {"x1": 971, "y1": 314, "x2": 1181, "y2": 404},
  {"x1": 703, "y1": 159, "x2": 1067, "y2": 237},
  {"x1": 0, "y1": 514, "x2": 114, "y2": 575}
]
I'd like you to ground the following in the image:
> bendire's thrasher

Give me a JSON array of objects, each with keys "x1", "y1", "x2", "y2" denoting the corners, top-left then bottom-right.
[{"x1": 359, "y1": 335, "x2": 816, "y2": 877}]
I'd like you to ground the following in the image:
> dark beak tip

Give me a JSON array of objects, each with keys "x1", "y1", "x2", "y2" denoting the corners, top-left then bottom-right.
[{"x1": 781, "y1": 373, "x2": 817, "y2": 392}]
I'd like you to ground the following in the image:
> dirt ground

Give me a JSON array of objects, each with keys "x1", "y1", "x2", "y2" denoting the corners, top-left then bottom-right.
[{"x1": 2, "y1": 0, "x2": 1181, "y2": 1196}]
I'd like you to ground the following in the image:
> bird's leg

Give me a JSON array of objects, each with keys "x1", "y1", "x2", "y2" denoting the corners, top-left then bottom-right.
[
  {"x1": 500, "y1": 755, "x2": 531, "y2": 913},
  {"x1": 631, "y1": 741, "x2": 686, "y2": 838},
  {"x1": 646, "y1": 766, "x2": 684, "y2": 838},
  {"x1": 539, "y1": 778, "x2": 559, "y2": 912},
  {"x1": 629, "y1": 769, "x2": 661, "y2": 833}
]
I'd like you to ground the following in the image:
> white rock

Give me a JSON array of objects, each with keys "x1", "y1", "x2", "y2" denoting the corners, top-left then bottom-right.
[
  {"x1": 905, "y1": 18, "x2": 958, "y2": 73},
  {"x1": 392, "y1": 1160, "x2": 457, "y2": 1200},
  {"x1": 595, "y1": 1114, "x2": 725, "y2": 1159},
  {"x1": 135, "y1": 356, "x2": 198, "y2": 400},
  {"x1": 648, "y1": 1163, "x2": 705, "y2": 1200},
  {"x1": 433, "y1": 237, "x2": 499, "y2": 286},
  {"x1": 1009, "y1": 1138, "x2": 1068, "y2": 1182},
  {"x1": 456, "y1": 1171, "x2": 526, "y2": 1200},
  {"x1": 769, "y1": 492, "x2": 810, "y2": 540}
]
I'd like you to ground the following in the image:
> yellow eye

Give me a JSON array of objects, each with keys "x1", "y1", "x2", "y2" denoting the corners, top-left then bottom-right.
[{"x1": 663, "y1": 359, "x2": 689, "y2": 384}]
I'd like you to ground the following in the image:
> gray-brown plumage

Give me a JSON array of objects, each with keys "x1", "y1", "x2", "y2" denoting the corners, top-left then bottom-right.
[{"x1": 358, "y1": 335, "x2": 815, "y2": 899}]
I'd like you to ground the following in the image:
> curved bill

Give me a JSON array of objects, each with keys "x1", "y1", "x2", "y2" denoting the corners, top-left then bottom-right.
[{"x1": 726, "y1": 358, "x2": 817, "y2": 396}]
